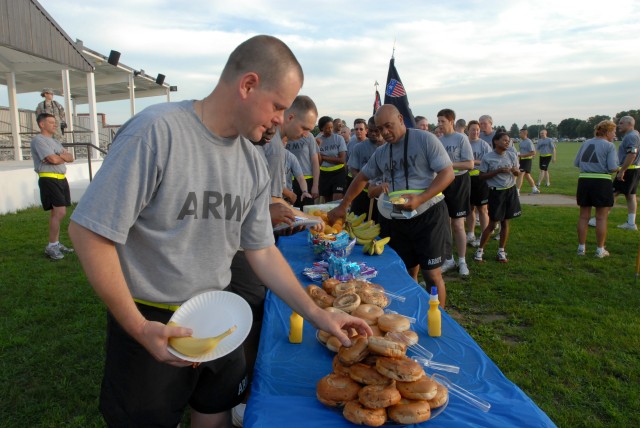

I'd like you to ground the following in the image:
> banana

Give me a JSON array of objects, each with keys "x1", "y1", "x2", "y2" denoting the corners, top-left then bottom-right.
[
  {"x1": 352, "y1": 220, "x2": 374, "y2": 231},
  {"x1": 356, "y1": 237, "x2": 373, "y2": 246},
  {"x1": 373, "y1": 237, "x2": 391, "y2": 255},
  {"x1": 346, "y1": 212, "x2": 356, "y2": 222},
  {"x1": 368, "y1": 242, "x2": 376, "y2": 255},
  {"x1": 346, "y1": 224, "x2": 356, "y2": 239},
  {"x1": 167, "y1": 322, "x2": 237, "y2": 357},
  {"x1": 362, "y1": 240, "x2": 373, "y2": 254},
  {"x1": 350, "y1": 213, "x2": 367, "y2": 227},
  {"x1": 353, "y1": 226, "x2": 380, "y2": 241}
]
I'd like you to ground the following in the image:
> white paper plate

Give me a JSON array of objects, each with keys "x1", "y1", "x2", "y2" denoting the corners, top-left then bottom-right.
[
  {"x1": 273, "y1": 216, "x2": 322, "y2": 232},
  {"x1": 167, "y1": 290, "x2": 252, "y2": 362}
]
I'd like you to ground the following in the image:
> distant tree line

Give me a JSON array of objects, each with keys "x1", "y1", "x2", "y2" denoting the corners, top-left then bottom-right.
[{"x1": 504, "y1": 109, "x2": 640, "y2": 139}]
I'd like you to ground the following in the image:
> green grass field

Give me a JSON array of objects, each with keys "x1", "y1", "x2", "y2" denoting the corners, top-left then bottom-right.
[{"x1": 1, "y1": 141, "x2": 639, "y2": 427}]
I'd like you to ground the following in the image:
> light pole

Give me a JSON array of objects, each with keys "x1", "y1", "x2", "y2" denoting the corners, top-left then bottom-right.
[{"x1": 537, "y1": 119, "x2": 541, "y2": 140}]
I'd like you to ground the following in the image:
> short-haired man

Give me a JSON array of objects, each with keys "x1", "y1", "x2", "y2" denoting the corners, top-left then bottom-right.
[
  {"x1": 516, "y1": 128, "x2": 540, "y2": 195},
  {"x1": 610, "y1": 116, "x2": 640, "y2": 230},
  {"x1": 437, "y1": 109, "x2": 474, "y2": 277},
  {"x1": 478, "y1": 114, "x2": 495, "y2": 144},
  {"x1": 345, "y1": 118, "x2": 368, "y2": 188},
  {"x1": 31, "y1": 113, "x2": 75, "y2": 260},
  {"x1": 465, "y1": 120, "x2": 492, "y2": 247},
  {"x1": 455, "y1": 118, "x2": 467, "y2": 134},
  {"x1": 536, "y1": 129, "x2": 556, "y2": 187},
  {"x1": 69, "y1": 35, "x2": 370, "y2": 427},
  {"x1": 329, "y1": 105, "x2": 454, "y2": 307}
]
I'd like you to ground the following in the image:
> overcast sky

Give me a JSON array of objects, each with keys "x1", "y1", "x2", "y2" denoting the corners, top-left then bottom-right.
[{"x1": 6, "y1": 0, "x2": 640, "y2": 128}]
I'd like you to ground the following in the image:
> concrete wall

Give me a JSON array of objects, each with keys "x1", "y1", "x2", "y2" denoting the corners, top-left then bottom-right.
[{"x1": 0, "y1": 159, "x2": 102, "y2": 214}]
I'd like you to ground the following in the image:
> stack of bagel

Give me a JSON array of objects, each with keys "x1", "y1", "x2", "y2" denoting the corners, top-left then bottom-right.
[{"x1": 314, "y1": 279, "x2": 448, "y2": 426}]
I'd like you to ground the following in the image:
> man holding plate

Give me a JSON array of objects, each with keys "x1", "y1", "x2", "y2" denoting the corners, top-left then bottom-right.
[{"x1": 69, "y1": 35, "x2": 371, "y2": 428}]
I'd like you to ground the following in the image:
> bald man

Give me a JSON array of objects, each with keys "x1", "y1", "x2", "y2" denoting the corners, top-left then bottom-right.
[
  {"x1": 329, "y1": 105, "x2": 454, "y2": 307},
  {"x1": 69, "y1": 35, "x2": 371, "y2": 428}
]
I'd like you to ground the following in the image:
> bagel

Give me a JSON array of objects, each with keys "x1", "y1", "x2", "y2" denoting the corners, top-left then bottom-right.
[
  {"x1": 317, "y1": 329, "x2": 331, "y2": 344},
  {"x1": 377, "y1": 313, "x2": 411, "y2": 333},
  {"x1": 333, "y1": 282, "x2": 356, "y2": 296},
  {"x1": 338, "y1": 335, "x2": 369, "y2": 366},
  {"x1": 397, "y1": 376, "x2": 438, "y2": 400},
  {"x1": 333, "y1": 293, "x2": 361, "y2": 313},
  {"x1": 359, "y1": 288, "x2": 389, "y2": 308},
  {"x1": 385, "y1": 330, "x2": 419, "y2": 346},
  {"x1": 428, "y1": 383, "x2": 449, "y2": 409},
  {"x1": 332, "y1": 355, "x2": 351, "y2": 377},
  {"x1": 352, "y1": 304, "x2": 384, "y2": 325},
  {"x1": 316, "y1": 373, "x2": 361, "y2": 407},
  {"x1": 343, "y1": 400, "x2": 387, "y2": 427},
  {"x1": 375, "y1": 357, "x2": 425, "y2": 382},
  {"x1": 388, "y1": 398, "x2": 431, "y2": 424},
  {"x1": 369, "y1": 324, "x2": 383, "y2": 337},
  {"x1": 326, "y1": 336, "x2": 342, "y2": 352},
  {"x1": 358, "y1": 380, "x2": 401, "y2": 409},
  {"x1": 322, "y1": 278, "x2": 341, "y2": 295},
  {"x1": 367, "y1": 336, "x2": 406, "y2": 357},
  {"x1": 307, "y1": 284, "x2": 335, "y2": 308},
  {"x1": 349, "y1": 363, "x2": 391, "y2": 385}
]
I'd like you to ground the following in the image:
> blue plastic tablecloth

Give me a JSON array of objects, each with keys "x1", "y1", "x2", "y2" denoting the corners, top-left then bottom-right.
[{"x1": 245, "y1": 233, "x2": 556, "y2": 427}]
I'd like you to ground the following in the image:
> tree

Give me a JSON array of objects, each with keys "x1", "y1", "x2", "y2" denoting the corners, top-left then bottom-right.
[
  {"x1": 579, "y1": 115, "x2": 611, "y2": 138},
  {"x1": 613, "y1": 110, "x2": 640, "y2": 129},
  {"x1": 545, "y1": 122, "x2": 558, "y2": 138},
  {"x1": 509, "y1": 123, "x2": 519, "y2": 138},
  {"x1": 558, "y1": 118, "x2": 583, "y2": 139}
]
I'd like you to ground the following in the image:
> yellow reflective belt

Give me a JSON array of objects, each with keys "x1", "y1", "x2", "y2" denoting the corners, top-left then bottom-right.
[
  {"x1": 303, "y1": 175, "x2": 313, "y2": 179},
  {"x1": 491, "y1": 184, "x2": 515, "y2": 191},
  {"x1": 38, "y1": 172, "x2": 65, "y2": 179},
  {"x1": 540, "y1": 154, "x2": 552, "y2": 157},
  {"x1": 320, "y1": 164, "x2": 345, "y2": 172},
  {"x1": 520, "y1": 156, "x2": 533, "y2": 160},
  {"x1": 627, "y1": 165, "x2": 640, "y2": 170},
  {"x1": 388, "y1": 189, "x2": 443, "y2": 197},
  {"x1": 134, "y1": 298, "x2": 180, "y2": 312},
  {"x1": 469, "y1": 170, "x2": 480, "y2": 176},
  {"x1": 579, "y1": 173, "x2": 612, "y2": 180}
]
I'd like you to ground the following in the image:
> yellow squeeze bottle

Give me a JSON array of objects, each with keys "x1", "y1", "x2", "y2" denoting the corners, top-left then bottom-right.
[
  {"x1": 289, "y1": 311, "x2": 304, "y2": 343},
  {"x1": 428, "y1": 286, "x2": 441, "y2": 337}
]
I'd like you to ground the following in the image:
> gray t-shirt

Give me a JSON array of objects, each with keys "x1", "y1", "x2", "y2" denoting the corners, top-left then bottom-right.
[
  {"x1": 617, "y1": 130, "x2": 640, "y2": 166},
  {"x1": 285, "y1": 134, "x2": 318, "y2": 177},
  {"x1": 537, "y1": 138, "x2": 555, "y2": 156},
  {"x1": 284, "y1": 150, "x2": 303, "y2": 190},
  {"x1": 346, "y1": 136, "x2": 362, "y2": 165},
  {"x1": 573, "y1": 137, "x2": 618, "y2": 173},
  {"x1": 479, "y1": 131, "x2": 495, "y2": 145},
  {"x1": 438, "y1": 132, "x2": 473, "y2": 176},
  {"x1": 361, "y1": 129, "x2": 452, "y2": 191},
  {"x1": 318, "y1": 133, "x2": 347, "y2": 168},
  {"x1": 519, "y1": 138, "x2": 535, "y2": 157},
  {"x1": 479, "y1": 150, "x2": 519, "y2": 188},
  {"x1": 71, "y1": 100, "x2": 274, "y2": 304},
  {"x1": 263, "y1": 130, "x2": 286, "y2": 197},
  {"x1": 30, "y1": 134, "x2": 66, "y2": 174},
  {"x1": 349, "y1": 140, "x2": 384, "y2": 171}
]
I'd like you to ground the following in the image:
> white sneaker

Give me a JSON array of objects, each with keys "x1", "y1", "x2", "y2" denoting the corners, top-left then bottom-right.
[
  {"x1": 617, "y1": 222, "x2": 638, "y2": 231},
  {"x1": 232, "y1": 403, "x2": 246, "y2": 427},
  {"x1": 466, "y1": 233, "x2": 475, "y2": 243},
  {"x1": 44, "y1": 245, "x2": 64, "y2": 260},
  {"x1": 493, "y1": 233, "x2": 501, "y2": 240},
  {"x1": 588, "y1": 217, "x2": 596, "y2": 227},
  {"x1": 473, "y1": 249, "x2": 484, "y2": 262},
  {"x1": 577, "y1": 247, "x2": 586, "y2": 256},
  {"x1": 531, "y1": 188, "x2": 540, "y2": 194},
  {"x1": 496, "y1": 250, "x2": 509, "y2": 263},
  {"x1": 441, "y1": 258, "x2": 456, "y2": 273},
  {"x1": 470, "y1": 238, "x2": 480, "y2": 248},
  {"x1": 458, "y1": 262, "x2": 470, "y2": 276},
  {"x1": 595, "y1": 249, "x2": 610, "y2": 258}
]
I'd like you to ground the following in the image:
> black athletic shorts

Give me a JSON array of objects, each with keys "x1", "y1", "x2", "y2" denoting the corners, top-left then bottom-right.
[
  {"x1": 539, "y1": 155, "x2": 552, "y2": 171},
  {"x1": 38, "y1": 177, "x2": 71, "y2": 210},
  {"x1": 443, "y1": 173, "x2": 470, "y2": 218},
  {"x1": 488, "y1": 186, "x2": 522, "y2": 221},
  {"x1": 292, "y1": 177, "x2": 315, "y2": 210},
  {"x1": 388, "y1": 200, "x2": 449, "y2": 271},
  {"x1": 577, "y1": 178, "x2": 614, "y2": 207},
  {"x1": 319, "y1": 168, "x2": 347, "y2": 198},
  {"x1": 613, "y1": 169, "x2": 640, "y2": 195},
  {"x1": 100, "y1": 303, "x2": 247, "y2": 427},
  {"x1": 519, "y1": 158, "x2": 532, "y2": 173},
  {"x1": 469, "y1": 175, "x2": 489, "y2": 206}
]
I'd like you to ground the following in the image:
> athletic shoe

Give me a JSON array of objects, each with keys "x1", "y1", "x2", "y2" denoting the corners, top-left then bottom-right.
[
  {"x1": 440, "y1": 258, "x2": 456, "y2": 273},
  {"x1": 232, "y1": 403, "x2": 246, "y2": 427},
  {"x1": 473, "y1": 249, "x2": 484, "y2": 262},
  {"x1": 617, "y1": 222, "x2": 638, "y2": 231},
  {"x1": 577, "y1": 248, "x2": 586, "y2": 256},
  {"x1": 57, "y1": 243, "x2": 75, "y2": 254},
  {"x1": 496, "y1": 250, "x2": 508, "y2": 263},
  {"x1": 594, "y1": 249, "x2": 610, "y2": 258},
  {"x1": 546, "y1": 183, "x2": 551, "y2": 187},
  {"x1": 531, "y1": 188, "x2": 540, "y2": 194},
  {"x1": 466, "y1": 232, "x2": 475, "y2": 242},
  {"x1": 588, "y1": 217, "x2": 596, "y2": 227},
  {"x1": 493, "y1": 232, "x2": 501, "y2": 241},
  {"x1": 44, "y1": 245, "x2": 64, "y2": 260},
  {"x1": 458, "y1": 262, "x2": 470, "y2": 276},
  {"x1": 470, "y1": 238, "x2": 480, "y2": 248}
]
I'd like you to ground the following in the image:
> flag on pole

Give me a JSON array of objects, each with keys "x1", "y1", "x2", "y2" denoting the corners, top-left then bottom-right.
[
  {"x1": 373, "y1": 88, "x2": 382, "y2": 114},
  {"x1": 383, "y1": 57, "x2": 416, "y2": 128}
]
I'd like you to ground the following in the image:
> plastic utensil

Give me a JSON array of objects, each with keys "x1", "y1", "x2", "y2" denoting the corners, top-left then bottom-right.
[
  {"x1": 384, "y1": 309, "x2": 416, "y2": 323},
  {"x1": 431, "y1": 373, "x2": 491, "y2": 413},
  {"x1": 412, "y1": 356, "x2": 460, "y2": 374},
  {"x1": 382, "y1": 290, "x2": 406, "y2": 302}
]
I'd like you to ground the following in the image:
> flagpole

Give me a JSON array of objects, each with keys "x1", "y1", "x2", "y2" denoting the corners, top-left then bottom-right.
[{"x1": 392, "y1": 38, "x2": 396, "y2": 59}]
